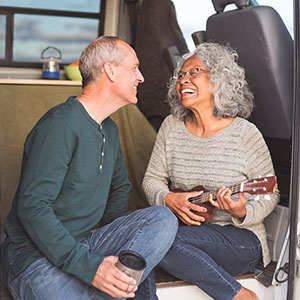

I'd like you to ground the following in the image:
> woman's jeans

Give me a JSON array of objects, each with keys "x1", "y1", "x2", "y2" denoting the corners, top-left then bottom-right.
[
  {"x1": 159, "y1": 224, "x2": 262, "y2": 300},
  {"x1": 7, "y1": 206, "x2": 178, "y2": 300}
]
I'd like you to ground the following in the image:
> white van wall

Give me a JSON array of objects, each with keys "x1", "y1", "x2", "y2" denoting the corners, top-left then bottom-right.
[{"x1": 264, "y1": 205, "x2": 289, "y2": 262}]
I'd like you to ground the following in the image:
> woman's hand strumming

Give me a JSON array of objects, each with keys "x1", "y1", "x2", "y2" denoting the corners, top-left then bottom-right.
[{"x1": 165, "y1": 191, "x2": 206, "y2": 225}]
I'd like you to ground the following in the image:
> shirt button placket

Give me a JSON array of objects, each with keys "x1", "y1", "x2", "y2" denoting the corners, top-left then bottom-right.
[{"x1": 99, "y1": 124, "x2": 105, "y2": 172}]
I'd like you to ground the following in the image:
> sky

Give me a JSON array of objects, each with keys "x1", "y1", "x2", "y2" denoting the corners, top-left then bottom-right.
[{"x1": 172, "y1": 0, "x2": 294, "y2": 51}]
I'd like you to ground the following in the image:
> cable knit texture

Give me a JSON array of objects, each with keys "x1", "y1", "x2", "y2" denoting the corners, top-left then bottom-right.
[{"x1": 143, "y1": 114, "x2": 280, "y2": 267}]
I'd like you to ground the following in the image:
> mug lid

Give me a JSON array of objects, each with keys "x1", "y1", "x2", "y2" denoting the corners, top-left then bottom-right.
[{"x1": 119, "y1": 250, "x2": 147, "y2": 271}]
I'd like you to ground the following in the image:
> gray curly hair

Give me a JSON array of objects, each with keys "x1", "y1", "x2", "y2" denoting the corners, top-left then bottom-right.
[{"x1": 168, "y1": 43, "x2": 254, "y2": 120}]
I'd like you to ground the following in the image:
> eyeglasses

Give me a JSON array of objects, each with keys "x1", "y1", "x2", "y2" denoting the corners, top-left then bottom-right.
[{"x1": 176, "y1": 67, "x2": 207, "y2": 81}]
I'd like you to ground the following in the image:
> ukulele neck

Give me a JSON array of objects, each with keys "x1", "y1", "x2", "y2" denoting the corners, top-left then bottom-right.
[
  {"x1": 191, "y1": 183, "x2": 241, "y2": 204},
  {"x1": 188, "y1": 176, "x2": 276, "y2": 204}
]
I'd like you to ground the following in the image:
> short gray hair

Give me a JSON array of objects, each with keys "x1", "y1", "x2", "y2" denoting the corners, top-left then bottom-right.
[
  {"x1": 79, "y1": 36, "x2": 126, "y2": 88},
  {"x1": 168, "y1": 43, "x2": 254, "y2": 121}
]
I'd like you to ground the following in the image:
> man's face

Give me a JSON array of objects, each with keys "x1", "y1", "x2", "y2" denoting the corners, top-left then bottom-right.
[{"x1": 114, "y1": 42, "x2": 144, "y2": 104}]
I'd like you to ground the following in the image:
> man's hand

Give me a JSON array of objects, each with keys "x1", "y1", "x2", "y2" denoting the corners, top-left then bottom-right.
[
  {"x1": 165, "y1": 191, "x2": 206, "y2": 225},
  {"x1": 92, "y1": 256, "x2": 137, "y2": 298}
]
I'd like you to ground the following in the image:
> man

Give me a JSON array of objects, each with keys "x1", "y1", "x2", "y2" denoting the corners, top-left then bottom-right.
[{"x1": 1, "y1": 36, "x2": 178, "y2": 299}]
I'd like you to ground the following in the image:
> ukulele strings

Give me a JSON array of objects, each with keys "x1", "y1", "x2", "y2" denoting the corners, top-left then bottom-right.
[{"x1": 191, "y1": 183, "x2": 241, "y2": 204}]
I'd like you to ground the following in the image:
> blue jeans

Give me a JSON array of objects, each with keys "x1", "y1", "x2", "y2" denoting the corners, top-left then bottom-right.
[
  {"x1": 159, "y1": 224, "x2": 262, "y2": 300},
  {"x1": 7, "y1": 206, "x2": 178, "y2": 300}
]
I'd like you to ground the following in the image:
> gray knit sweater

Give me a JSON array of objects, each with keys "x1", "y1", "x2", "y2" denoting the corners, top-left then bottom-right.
[{"x1": 143, "y1": 115, "x2": 279, "y2": 267}]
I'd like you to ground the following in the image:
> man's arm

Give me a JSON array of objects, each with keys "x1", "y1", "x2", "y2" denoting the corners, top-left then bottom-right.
[
  {"x1": 101, "y1": 141, "x2": 131, "y2": 226},
  {"x1": 17, "y1": 116, "x2": 102, "y2": 285}
]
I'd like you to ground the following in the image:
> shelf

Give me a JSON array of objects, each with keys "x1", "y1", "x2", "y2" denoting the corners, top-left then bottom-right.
[{"x1": 0, "y1": 78, "x2": 82, "y2": 86}]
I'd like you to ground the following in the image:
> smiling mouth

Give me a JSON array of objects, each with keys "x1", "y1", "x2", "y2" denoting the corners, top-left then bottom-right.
[{"x1": 181, "y1": 88, "x2": 195, "y2": 95}]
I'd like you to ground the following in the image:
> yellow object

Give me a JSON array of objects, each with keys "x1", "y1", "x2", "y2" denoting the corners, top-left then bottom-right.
[{"x1": 64, "y1": 65, "x2": 82, "y2": 81}]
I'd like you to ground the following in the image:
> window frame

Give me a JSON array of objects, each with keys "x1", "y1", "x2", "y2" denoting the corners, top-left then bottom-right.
[{"x1": 0, "y1": 2, "x2": 106, "y2": 68}]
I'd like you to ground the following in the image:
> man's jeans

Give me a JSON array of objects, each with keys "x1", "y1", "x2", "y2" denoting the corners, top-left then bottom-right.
[
  {"x1": 159, "y1": 224, "x2": 262, "y2": 300},
  {"x1": 7, "y1": 206, "x2": 178, "y2": 300}
]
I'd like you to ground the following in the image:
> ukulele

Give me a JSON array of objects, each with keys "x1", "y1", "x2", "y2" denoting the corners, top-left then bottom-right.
[{"x1": 172, "y1": 175, "x2": 277, "y2": 225}]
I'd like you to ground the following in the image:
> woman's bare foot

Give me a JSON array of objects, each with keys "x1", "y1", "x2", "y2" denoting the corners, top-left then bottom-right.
[{"x1": 233, "y1": 286, "x2": 259, "y2": 300}]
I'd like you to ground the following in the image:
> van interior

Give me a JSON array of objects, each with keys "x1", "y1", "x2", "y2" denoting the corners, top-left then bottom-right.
[{"x1": 0, "y1": 0, "x2": 296, "y2": 299}]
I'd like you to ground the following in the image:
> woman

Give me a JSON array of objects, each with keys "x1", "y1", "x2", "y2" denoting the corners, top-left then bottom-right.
[{"x1": 142, "y1": 43, "x2": 279, "y2": 300}]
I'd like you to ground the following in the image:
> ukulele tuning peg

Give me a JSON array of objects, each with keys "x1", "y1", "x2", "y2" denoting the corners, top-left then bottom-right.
[
  {"x1": 254, "y1": 195, "x2": 260, "y2": 201},
  {"x1": 266, "y1": 174, "x2": 273, "y2": 177},
  {"x1": 258, "y1": 175, "x2": 262, "y2": 178},
  {"x1": 264, "y1": 195, "x2": 271, "y2": 200}
]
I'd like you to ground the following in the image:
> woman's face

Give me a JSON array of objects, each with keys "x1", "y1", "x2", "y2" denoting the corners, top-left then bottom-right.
[{"x1": 176, "y1": 55, "x2": 214, "y2": 112}]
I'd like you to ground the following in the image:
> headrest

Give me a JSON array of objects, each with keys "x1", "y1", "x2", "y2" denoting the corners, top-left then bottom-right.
[
  {"x1": 206, "y1": 5, "x2": 294, "y2": 140},
  {"x1": 212, "y1": 0, "x2": 250, "y2": 13}
]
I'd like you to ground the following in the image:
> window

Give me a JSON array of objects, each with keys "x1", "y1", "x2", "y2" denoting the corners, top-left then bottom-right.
[
  {"x1": 0, "y1": 14, "x2": 5, "y2": 60},
  {"x1": 172, "y1": 0, "x2": 293, "y2": 51},
  {"x1": 0, "y1": 0, "x2": 106, "y2": 67}
]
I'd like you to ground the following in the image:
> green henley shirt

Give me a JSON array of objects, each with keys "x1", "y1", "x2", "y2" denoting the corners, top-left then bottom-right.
[{"x1": 1, "y1": 96, "x2": 131, "y2": 285}]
